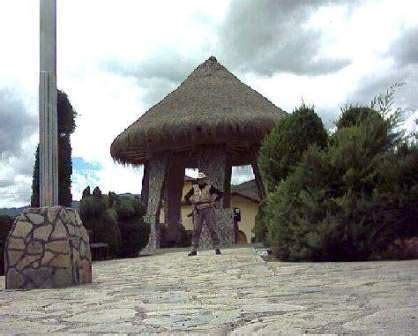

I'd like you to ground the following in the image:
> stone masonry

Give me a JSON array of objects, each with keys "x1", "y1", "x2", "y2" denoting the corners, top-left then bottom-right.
[
  {"x1": 4, "y1": 206, "x2": 92, "y2": 289},
  {"x1": 0, "y1": 248, "x2": 416, "y2": 334}
]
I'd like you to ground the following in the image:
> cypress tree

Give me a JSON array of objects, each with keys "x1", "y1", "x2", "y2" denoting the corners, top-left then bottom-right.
[{"x1": 31, "y1": 90, "x2": 77, "y2": 207}]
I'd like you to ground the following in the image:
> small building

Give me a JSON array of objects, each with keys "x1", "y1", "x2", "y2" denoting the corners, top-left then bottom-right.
[
  {"x1": 160, "y1": 176, "x2": 260, "y2": 245},
  {"x1": 111, "y1": 56, "x2": 286, "y2": 251}
]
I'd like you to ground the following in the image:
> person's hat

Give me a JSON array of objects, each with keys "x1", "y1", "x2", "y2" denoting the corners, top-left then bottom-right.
[{"x1": 197, "y1": 171, "x2": 207, "y2": 179}]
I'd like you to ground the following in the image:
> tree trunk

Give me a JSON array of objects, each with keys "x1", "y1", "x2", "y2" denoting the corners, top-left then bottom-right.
[
  {"x1": 197, "y1": 145, "x2": 233, "y2": 249},
  {"x1": 252, "y1": 161, "x2": 267, "y2": 201},
  {"x1": 142, "y1": 155, "x2": 168, "y2": 253},
  {"x1": 140, "y1": 161, "x2": 150, "y2": 209},
  {"x1": 164, "y1": 154, "x2": 185, "y2": 245}
]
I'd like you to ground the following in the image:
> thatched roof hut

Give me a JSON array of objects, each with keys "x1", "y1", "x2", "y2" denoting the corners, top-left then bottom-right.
[
  {"x1": 111, "y1": 56, "x2": 287, "y2": 252},
  {"x1": 110, "y1": 56, "x2": 286, "y2": 166}
]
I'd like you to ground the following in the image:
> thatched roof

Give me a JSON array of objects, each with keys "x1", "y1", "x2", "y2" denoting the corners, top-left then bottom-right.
[{"x1": 111, "y1": 56, "x2": 286, "y2": 165}]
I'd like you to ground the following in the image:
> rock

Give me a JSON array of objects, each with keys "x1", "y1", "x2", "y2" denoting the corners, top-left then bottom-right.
[
  {"x1": 49, "y1": 254, "x2": 71, "y2": 268},
  {"x1": 7, "y1": 238, "x2": 25, "y2": 250},
  {"x1": 10, "y1": 220, "x2": 32, "y2": 238},
  {"x1": 5, "y1": 269, "x2": 24, "y2": 288},
  {"x1": 7, "y1": 250, "x2": 24, "y2": 267},
  {"x1": 4, "y1": 206, "x2": 92, "y2": 289},
  {"x1": 41, "y1": 251, "x2": 55, "y2": 265},
  {"x1": 46, "y1": 240, "x2": 69, "y2": 254},
  {"x1": 52, "y1": 268, "x2": 73, "y2": 288},
  {"x1": 46, "y1": 206, "x2": 60, "y2": 223},
  {"x1": 26, "y1": 241, "x2": 43, "y2": 255},
  {"x1": 26, "y1": 213, "x2": 44, "y2": 225},
  {"x1": 50, "y1": 220, "x2": 67, "y2": 239},
  {"x1": 33, "y1": 224, "x2": 53, "y2": 240},
  {"x1": 16, "y1": 255, "x2": 39, "y2": 271}
]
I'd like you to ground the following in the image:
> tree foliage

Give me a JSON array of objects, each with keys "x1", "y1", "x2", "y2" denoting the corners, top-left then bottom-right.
[
  {"x1": 31, "y1": 90, "x2": 77, "y2": 207},
  {"x1": 258, "y1": 103, "x2": 328, "y2": 193},
  {"x1": 0, "y1": 215, "x2": 13, "y2": 275},
  {"x1": 266, "y1": 107, "x2": 418, "y2": 261},
  {"x1": 79, "y1": 187, "x2": 150, "y2": 258},
  {"x1": 259, "y1": 84, "x2": 417, "y2": 261}
]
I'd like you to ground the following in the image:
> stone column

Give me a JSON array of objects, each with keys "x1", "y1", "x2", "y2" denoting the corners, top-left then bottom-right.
[
  {"x1": 223, "y1": 162, "x2": 232, "y2": 209},
  {"x1": 142, "y1": 155, "x2": 168, "y2": 254},
  {"x1": 197, "y1": 146, "x2": 233, "y2": 249},
  {"x1": 164, "y1": 154, "x2": 185, "y2": 245},
  {"x1": 140, "y1": 161, "x2": 150, "y2": 210},
  {"x1": 39, "y1": 0, "x2": 58, "y2": 206}
]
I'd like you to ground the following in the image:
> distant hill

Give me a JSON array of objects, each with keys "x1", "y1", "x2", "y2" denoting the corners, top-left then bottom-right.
[
  {"x1": 0, "y1": 206, "x2": 28, "y2": 218},
  {"x1": 0, "y1": 194, "x2": 141, "y2": 217}
]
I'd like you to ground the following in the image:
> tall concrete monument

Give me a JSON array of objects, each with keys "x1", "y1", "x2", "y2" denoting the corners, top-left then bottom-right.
[
  {"x1": 3, "y1": 0, "x2": 92, "y2": 289},
  {"x1": 39, "y1": 0, "x2": 58, "y2": 206}
]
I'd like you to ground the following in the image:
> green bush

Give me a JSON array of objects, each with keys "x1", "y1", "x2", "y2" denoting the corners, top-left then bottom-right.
[
  {"x1": 0, "y1": 215, "x2": 13, "y2": 275},
  {"x1": 115, "y1": 195, "x2": 149, "y2": 257},
  {"x1": 80, "y1": 188, "x2": 150, "y2": 258},
  {"x1": 258, "y1": 103, "x2": 328, "y2": 193},
  {"x1": 336, "y1": 105, "x2": 382, "y2": 129},
  {"x1": 80, "y1": 187, "x2": 122, "y2": 257},
  {"x1": 266, "y1": 110, "x2": 418, "y2": 261},
  {"x1": 253, "y1": 200, "x2": 269, "y2": 245}
]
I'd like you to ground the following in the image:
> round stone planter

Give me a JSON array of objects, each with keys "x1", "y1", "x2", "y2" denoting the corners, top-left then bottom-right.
[{"x1": 4, "y1": 206, "x2": 92, "y2": 289}]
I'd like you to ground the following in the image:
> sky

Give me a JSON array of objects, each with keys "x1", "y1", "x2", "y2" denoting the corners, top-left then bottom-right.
[{"x1": 0, "y1": 0, "x2": 417, "y2": 208}]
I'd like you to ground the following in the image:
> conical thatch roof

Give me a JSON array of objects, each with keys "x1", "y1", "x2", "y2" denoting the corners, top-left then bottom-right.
[{"x1": 111, "y1": 56, "x2": 286, "y2": 165}]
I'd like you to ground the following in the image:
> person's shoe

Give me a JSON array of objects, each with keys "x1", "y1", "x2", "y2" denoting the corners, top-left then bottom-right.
[
  {"x1": 215, "y1": 249, "x2": 221, "y2": 255},
  {"x1": 188, "y1": 250, "x2": 197, "y2": 256}
]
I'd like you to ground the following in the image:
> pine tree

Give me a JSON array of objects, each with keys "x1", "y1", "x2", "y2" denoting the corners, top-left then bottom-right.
[{"x1": 31, "y1": 90, "x2": 77, "y2": 207}]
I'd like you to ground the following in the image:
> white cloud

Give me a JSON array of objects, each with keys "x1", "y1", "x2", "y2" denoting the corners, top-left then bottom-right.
[{"x1": 1, "y1": 0, "x2": 418, "y2": 208}]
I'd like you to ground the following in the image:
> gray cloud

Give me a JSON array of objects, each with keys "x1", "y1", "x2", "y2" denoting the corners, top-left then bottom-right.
[
  {"x1": 345, "y1": 64, "x2": 418, "y2": 134},
  {"x1": 390, "y1": 27, "x2": 418, "y2": 66},
  {"x1": 0, "y1": 89, "x2": 37, "y2": 206},
  {"x1": 104, "y1": 53, "x2": 194, "y2": 85},
  {"x1": 0, "y1": 89, "x2": 37, "y2": 157},
  {"x1": 218, "y1": 0, "x2": 351, "y2": 76},
  {"x1": 102, "y1": 52, "x2": 197, "y2": 108}
]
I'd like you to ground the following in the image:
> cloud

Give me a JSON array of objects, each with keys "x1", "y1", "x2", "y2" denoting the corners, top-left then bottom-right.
[
  {"x1": 390, "y1": 27, "x2": 418, "y2": 66},
  {"x1": 1, "y1": 0, "x2": 418, "y2": 208},
  {"x1": 0, "y1": 89, "x2": 37, "y2": 158},
  {"x1": 218, "y1": 0, "x2": 351, "y2": 76}
]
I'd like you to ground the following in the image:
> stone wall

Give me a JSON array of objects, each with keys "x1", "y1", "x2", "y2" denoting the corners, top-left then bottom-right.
[{"x1": 4, "y1": 206, "x2": 92, "y2": 289}]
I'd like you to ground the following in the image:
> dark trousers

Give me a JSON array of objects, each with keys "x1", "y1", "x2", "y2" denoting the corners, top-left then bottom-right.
[{"x1": 192, "y1": 207, "x2": 220, "y2": 251}]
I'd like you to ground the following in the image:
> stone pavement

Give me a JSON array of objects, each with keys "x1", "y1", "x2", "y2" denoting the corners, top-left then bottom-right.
[{"x1": 0, "y1": 247, "x2": 417, "y2": 335}]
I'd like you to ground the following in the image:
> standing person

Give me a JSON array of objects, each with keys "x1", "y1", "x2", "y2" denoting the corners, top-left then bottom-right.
[{"x1": 184, "y1": 171, "x2": 223, "y2": 256}]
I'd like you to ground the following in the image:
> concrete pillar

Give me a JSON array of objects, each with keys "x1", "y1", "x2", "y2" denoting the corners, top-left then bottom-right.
[{"x1": 39, "y1": 0, "x2": 58, "y2": 206}]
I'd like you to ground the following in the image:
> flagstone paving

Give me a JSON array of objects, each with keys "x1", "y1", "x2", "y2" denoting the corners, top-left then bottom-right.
[{"x1": 0, "y1": 247, "x2": 417, "y2": 335}]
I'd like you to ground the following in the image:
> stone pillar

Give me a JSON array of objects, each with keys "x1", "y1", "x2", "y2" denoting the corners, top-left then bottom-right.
[
  {"x1": 252, "y1": 161, "x2": 267, "y2": 201},
  {"x1": 164, "y1": 154, "x2": 185, "y2": 245},
  {"x1": 197, "y1": 146, "x2": 233, "y2": 249},
  {"x1": 223, "y1": 162, "x2": 232, "y2": 209},
  {"x1": 4, "y1": 207, "x2": 92, "y2": 289},
  {"x1": 140, "y1": 161, "x2": 150, "y2": 210},
  {"x1": 142, "y1": 155, "x2": 168, "y2": 254},
  {"x1": 39, "y1": 0, "x2": 58, "y2": 207}
]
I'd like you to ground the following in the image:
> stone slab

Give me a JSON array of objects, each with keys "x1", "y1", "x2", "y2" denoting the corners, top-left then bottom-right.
[{"x1": 0, "y1": 248, "x2": 417, "y2": 334}]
